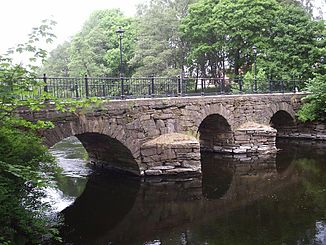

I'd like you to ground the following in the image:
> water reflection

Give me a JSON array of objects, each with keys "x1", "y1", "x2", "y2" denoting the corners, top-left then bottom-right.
[
  {"x1": 61, "y1": 172, "x2": 140, "y2": 244},
  {"x1": 51, "y1": 138, "x2": 326, "y2": 245}
]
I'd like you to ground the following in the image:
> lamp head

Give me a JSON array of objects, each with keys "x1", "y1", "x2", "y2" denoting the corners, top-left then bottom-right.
[
  {"x1": 116, "y1": 27, "x2": 125, "y2": 36},
  {"x1": 252, "y1": 45, "x2": 257, "y2": 54}
]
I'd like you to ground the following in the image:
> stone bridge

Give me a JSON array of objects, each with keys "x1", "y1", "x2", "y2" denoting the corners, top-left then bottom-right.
[{"x1": 22, "y1": 93, "x2": 309, "y2": 176}]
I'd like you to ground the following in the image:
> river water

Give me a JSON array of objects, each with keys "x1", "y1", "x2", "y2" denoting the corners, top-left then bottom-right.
[{"x1": 49, "y1": 137, "x2": 326, "y2": 245}]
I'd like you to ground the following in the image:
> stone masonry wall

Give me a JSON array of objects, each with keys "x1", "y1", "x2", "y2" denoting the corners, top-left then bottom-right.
[
  {"x1": 277, "y1": 121, "x2": 326, "y2": 140},
  {"x1": 19, "y1": 93, "x2": 311, "y2": 176},
  {"x1": 140, "y1": 133, "x2": 201, "y2": 176}
]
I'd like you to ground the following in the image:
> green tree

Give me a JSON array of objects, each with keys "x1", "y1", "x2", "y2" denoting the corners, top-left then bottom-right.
[
  {"x1": 297, "y1": 73, "x2": 326, "y2": 122},
  {"x1": 0, "y1": 20, "x2": 61, "y2": 244},
  {"x1": 181, "y1": 0, "x2": 324, "y2": 82},
  {"x1": 45, "y1": 9, "x2": 137, "y2": 77},
  {"x1": 0, "y1": 18, "x2": 104, "y2": 243},
  {"x1": 41, "y1": 41, "x2": 71, "y2": 76},
  {"x1": 180, "y1": 0, "x2": 223, "y2": 78},
  {"x1": 130, "y1": 0, "x2": 197, "y2": 77}
]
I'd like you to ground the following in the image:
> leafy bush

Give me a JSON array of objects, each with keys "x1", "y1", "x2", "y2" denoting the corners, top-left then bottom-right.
[
  {"x1": 0, "y1": 126, "x2": 58, "y2": 244},
  {"x1": 298, "y1": 74, "x2": 326, "y2": 122}
]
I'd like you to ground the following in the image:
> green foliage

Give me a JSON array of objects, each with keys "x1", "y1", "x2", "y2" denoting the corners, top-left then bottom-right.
[
  {"x1": 181, "y1": 0, "x2": 325, "y2": 79},
  {"x1": 40, "y1": 41, "x2": 70, "y2": 76},
  {"x1": 231, "y1": 68, "x2": 268, "y2": 93},
  {"x1": 0, "y1": 20, "x2": 59, "y2": 129},
  {"x1": 43, "y1": 9, "x2": 137, "y2": 77},
  {"x1": 42, "y1": 0, "x2": 324, "y2": 83},
  {"x1": 0, "y1": 16, "x2": 110, "y2": 243},
  {"x1": 298, "y1": 73, "x2": 326, "y2": 122},
  {"x1": 130, "y1": 0, "x2": 197, "y2": 77},
  {"x1": 0, "y1": 126, "x2": 58, "y2": 244}
]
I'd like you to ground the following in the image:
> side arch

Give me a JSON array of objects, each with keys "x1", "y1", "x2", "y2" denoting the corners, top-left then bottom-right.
[
  {"x1": 194, "y1": 104, "x2": 235, "y2": 131},
  {"x1": 265, "y1": 102, "x2": 296, "y2": 126},
  {"x1": 39, "y1": 115, "x2": 141, "y2": 175},
  {"x1": 270, "y1": 110, "x2": 296, "y2": 138}
]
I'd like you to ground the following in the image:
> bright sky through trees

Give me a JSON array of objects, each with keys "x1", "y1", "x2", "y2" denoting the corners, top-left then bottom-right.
[
  {"x1": 0, "y1": 0, "x2": 146, "y2": 54},
  {"x1": 0, "y1": 0, "x2": 324, "y2": 56}
]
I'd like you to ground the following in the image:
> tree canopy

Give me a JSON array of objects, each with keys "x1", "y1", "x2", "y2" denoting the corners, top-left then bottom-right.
[
  {"x1": 181, "y1": 0, "x2": 324, "y2": 79},
  {"x1": 129, "y1": 0, "x2": 197, "y2": 77},
  {"x1": 41, "y1": 0, "x2": 325, "y2": 120},
  {"x1": 42, "y1": 9, "x2": 137, "y2": 77}
]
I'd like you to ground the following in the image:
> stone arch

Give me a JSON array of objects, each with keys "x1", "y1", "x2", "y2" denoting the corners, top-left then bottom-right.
[
  {"x1": 40, "y1": 115, "x2": 141, "y2": 175},
  {"x1": 265, "y1": 102, "x2": 296, "y2": 126},
  {"x1": 194, "y1": 103, "x2": 234, "y2": 131},
  {"x1": 269, "y1": 109, "x2": 296, "y2": 138},
  {"x1": 197, "y1": 106, "x2": 234, "y2": 152},
  {"x1": 270, "y1": 110, "x2": 295, "y2": 128}
]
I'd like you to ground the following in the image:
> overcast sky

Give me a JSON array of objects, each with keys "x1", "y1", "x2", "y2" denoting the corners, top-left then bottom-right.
[
  {"x1": 0, "y1": 0, "x2": 146, "y2": 54},
  {"x1": 1, "y1": 0, "x2": 325, "y2": 56}
]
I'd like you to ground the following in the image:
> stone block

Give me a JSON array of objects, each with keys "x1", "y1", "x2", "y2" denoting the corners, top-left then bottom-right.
[
  {"x1": 181, "y1": 160, "x2": 200, "y2": 168},
  {"x1": 233, "y1": 148, "x2": 247, "y2": 154},
  {"x1": 166, "y1": 167, "x2": 199, "y2": 174},
  {"x1": 150, "y1": 166, "x2": 175, "y2": 170},
  {"x1": 145, "y1": 169, "x2": 163, "y2": 176},
  {"x1": 141, "y1": 146, "x2": 157, "y2": 157},
  {"x1": 153, "y1": 113, "x2": 174, "y2": 120},
  {"x1": 164, "y1": 161, "x2": 182, "y2": 167},
  {"x1": 155, "y1": 119, "x2": 165, "y2": 128}
]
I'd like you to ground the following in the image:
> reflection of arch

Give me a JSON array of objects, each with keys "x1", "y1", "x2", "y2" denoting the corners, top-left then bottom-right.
[
  {"x1": 198, "y1": 113, "x2": 233, "y2": 152},
  {"x1": 201, "y1": 153, "x2": 233, "y2": 199},
  {"x1": 41, "y1": 116, "x2": 141, "y2": 175},
  {"x1": 275, "y1": 139, "x2": 298, "y2": 174},
  {"x1": 61, "y1": 172, "x2": 140, "y2": 244}
]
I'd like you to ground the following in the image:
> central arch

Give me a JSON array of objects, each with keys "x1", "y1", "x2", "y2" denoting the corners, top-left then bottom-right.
[{"x1": 198, "y1": 113, "x2": 233, "y2": 152}]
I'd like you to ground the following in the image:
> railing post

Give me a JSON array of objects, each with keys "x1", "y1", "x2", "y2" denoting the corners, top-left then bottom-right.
[
  {"x1": 102, "y1": 84, "x2": 106, "y2": 97},
  {"x1": 178, "y1": 74, "x2": 182, "y2": 96},
  {"x1": 221, "y1": 78, "x2": 225, "y2": 94},
  {"x1": 151, "y1": 76, "x2": 155, "y2": 97},
  {"x1": 281, "y1": 80, "x2": 284, "y2": 93},
  {"x1": 84, "y1": 74, "x2": 89, "y2": 98},
  {"x1": 239, "y1": 78, "x2": 243, "y2": 94},
  {"x1": 43, "y1": 74, "x2": 48, "y2": 93},
  {"x1": 121, "y1": 76, "x2": 125, "y2": 99},
  {"x1": 148, "y1": 78, "x2": 151, "y2": 96},
  {"x1": 75, "y1": 83, "x2": 79, "y2": 98},
  {"x1": 201, "y1": 78, "x2": 204, "y2": 96}
]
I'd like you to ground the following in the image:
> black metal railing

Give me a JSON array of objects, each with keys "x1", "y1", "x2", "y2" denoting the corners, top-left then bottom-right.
[{"x1": 16, "y1": 75, "x2": 306, "y2": 100}]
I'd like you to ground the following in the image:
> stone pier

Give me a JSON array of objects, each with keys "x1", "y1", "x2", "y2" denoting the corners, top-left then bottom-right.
[{"x1": 140, "y1": 133, "x2": 201, "y2": 176}]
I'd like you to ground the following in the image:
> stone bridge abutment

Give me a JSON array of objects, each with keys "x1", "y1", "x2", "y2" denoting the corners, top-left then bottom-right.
[{"x1": 21, "y1": 93, "x2": 312, "y2": 176}]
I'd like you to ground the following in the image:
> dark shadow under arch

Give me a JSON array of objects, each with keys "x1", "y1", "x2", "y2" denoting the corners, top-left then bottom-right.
[
  {"x1": 75, "y1": 133, "x2": 140, "y2": 176},
  {"x1": 270, "y1": 110, "x2": 296, "y2": 138},
  {"x1": 198, "y1": 114, "x2": 233, "y2": 152},
  {"x1": 201, "y1": 152, "x2": 233, "y2": 199},
  {"x1": 61, "y1": 172, "x2": 140, "y2": 244}
]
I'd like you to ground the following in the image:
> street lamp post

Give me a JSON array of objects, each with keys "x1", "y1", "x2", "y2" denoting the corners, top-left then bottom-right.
[
  {"x1": 116, "y1": 27, "x2": 125, "y2": 98},
  {"x1": 252, "y1": 45, "x2": 257, "y2": 93},
  {"x1": 116, "y1": 27, "x2": 125, "y2": 77}
]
